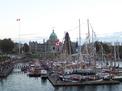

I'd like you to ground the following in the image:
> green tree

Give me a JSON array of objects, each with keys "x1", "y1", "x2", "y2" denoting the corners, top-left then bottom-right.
[
  {"x1": 0, "y1": 38, "x2": 14, "y2": 53},
  {"x1": 119, "y1": 46, "x2": 122, "y2": 59},
  {"x1": 94, "y1": 41, "x2": 111, "y2": 54},
  {"x1": 63, "y1": 32, "x2": 73, "y2": 55},
  {"x1": 23, "y1": 43, "x2": 29, "y2": 53},
  {"x1": 94, "y1": 41, "x2": 101, "y2": 53}
]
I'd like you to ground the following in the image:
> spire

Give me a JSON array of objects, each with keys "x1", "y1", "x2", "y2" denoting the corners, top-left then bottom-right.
[{"x1": 53, "y1": 29, "x2": 54, "y2": 33}]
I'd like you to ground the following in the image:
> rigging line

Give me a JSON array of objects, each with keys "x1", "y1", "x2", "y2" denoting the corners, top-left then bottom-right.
[
  {"x1": 20, "y1": 33, "x2": 44, "y2": 36},
  {"x1": 64, "y1": 26, "x2": 79, "y2": 32},
  {"x1": 89, "y1": 22, "x2": 98, "y2": 42}
]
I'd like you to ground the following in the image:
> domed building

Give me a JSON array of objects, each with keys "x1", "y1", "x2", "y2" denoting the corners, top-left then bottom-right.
[
  {"x1": 29, "y1": 30, "x2": 63, "y2": 59},
  {"x1": 49, "y1": 30, "x2": 57, "y2": 41},
  {"x1": 47, "y1": 30, "x2": 62, "y2": 53}
]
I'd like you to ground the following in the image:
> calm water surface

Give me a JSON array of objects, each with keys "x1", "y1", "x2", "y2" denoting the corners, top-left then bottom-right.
[{"x1": 0, "y1": 68, "x2": 122, "y2": 91}]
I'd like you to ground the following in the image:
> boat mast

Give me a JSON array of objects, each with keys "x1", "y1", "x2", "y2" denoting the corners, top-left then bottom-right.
[
  {"x1": 114, "y1": 42, "x2": 117, "y2": 67},
  {"x1": 79, "y1": 19, "x2": 81, "y2": 57},
  {"x1": 90, "y1": 21, "x2": 96, "y2": 67},
  {"x1": 117, "y1": 41, "x2": 120, "y2": 67},
  {"x1": 90, "y1": 23, "x2": 94, "y2": 43},
  {"x1": 87, "y1": 19, "x2": 90, "y2": 43}
]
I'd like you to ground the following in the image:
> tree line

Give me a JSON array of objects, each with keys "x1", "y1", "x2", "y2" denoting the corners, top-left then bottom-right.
[
  {"x1": 0, "y1": 38, "x2": 29, "y2": 54},
  {"x1": 0, "y1": 38, "x2": 122, "y2": 60},
  {"x1": 95, "y1": 41, "x2": 122, "y2": 59}
]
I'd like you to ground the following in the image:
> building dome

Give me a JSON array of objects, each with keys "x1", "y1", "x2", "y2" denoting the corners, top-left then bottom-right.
[{"x1": 49, "y1": 30, "x2": 57, "y2": 41}]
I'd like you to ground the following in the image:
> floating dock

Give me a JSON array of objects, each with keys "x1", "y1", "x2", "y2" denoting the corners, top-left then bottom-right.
[
  {"x1": 0, "y1": 66, "x2": 13, "y2": 77},
  {"x1": 48, "y1": 76, "x2": 120, "y2": 86}
]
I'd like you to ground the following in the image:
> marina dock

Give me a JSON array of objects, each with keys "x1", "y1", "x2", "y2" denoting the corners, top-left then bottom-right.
[
  {"x1": 0, "y1": 66, "x2": 13, "y2": 77},
  {"x1": 0, "y1": 58, "x2": 14, "y2": 78},
  {"x1": 48, "y1": 76, "x2": 120, "y2": 86}
]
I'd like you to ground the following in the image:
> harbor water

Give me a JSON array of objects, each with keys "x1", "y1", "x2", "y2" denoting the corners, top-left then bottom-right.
[{"x1": 0, "y1": 68, "x2": 122, "y2": 91}]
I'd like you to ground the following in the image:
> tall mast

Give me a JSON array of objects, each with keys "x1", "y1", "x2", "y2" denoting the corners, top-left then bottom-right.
[
  {"x1": 43, "y1": 39, "x2": 46, "y2": 58},
  {"x1": 90, "y1": 23, "x2": 94, "y2": 43},
  {"x1": 79, "y1": 19, "x2": 81, "y2": 56},
  {"x1": 87, "y1": 19, "x2": 90, "y2": 43},
  {"x1": 117, "y1": 41, "x2": 120, "y2": 61},
  {"x1": 117, "y1": 42, "x2": 120, "y2": 67},
  {"x1": 114, "y1": 42, "x2": 117, "y2": 67}
]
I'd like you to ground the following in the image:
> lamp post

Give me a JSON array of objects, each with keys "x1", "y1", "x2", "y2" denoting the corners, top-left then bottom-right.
[{"x1": 16, "y1": 18, "x2": 21, "y2": 55}]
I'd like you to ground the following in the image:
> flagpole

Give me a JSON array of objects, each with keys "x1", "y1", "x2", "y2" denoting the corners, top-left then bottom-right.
[{"x1": 17, "y1": 18, "x2": 21, "y2": 55}]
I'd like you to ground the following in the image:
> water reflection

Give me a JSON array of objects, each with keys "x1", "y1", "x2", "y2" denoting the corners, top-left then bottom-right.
[
  {"x1": 41, "y1": 78, "x2": 47, "y2": 85},
  {"x1": 0, "y1": 68, "x2": 122, "y2": 91},
  {"x1": 53, "y1": 85, "x2": 120, "y2": 91}
]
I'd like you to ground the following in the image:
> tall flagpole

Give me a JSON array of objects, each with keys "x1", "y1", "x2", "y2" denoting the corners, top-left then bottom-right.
[{"x1": 16, "y1": 18, "x2": 21, "y2": 55}]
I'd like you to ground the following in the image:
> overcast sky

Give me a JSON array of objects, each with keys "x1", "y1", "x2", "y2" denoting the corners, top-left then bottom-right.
[{"x1": 0, "y1": 0, "x2": 122, "y2": 43}]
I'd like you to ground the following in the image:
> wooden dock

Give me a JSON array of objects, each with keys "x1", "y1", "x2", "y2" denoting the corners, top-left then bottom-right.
[
  {"x1": 48, "y1": 76, "x2": 120, "y2": 86},
  {"x1": 0, "y1": 66, "x2": 13, "y2": 77}
]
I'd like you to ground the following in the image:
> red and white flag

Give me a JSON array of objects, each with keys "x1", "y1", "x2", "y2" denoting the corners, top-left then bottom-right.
[{"x1": 55, "y1": 40, "x2": 62, "y2": 47}]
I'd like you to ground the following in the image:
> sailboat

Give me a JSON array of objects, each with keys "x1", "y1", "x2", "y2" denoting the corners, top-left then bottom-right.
[
  {"x1": 112, "y1": 43, "x2": 122, "y2": 81},
  {"x1": 62, "y1": 19, "x2": 98, "y2": 81}
]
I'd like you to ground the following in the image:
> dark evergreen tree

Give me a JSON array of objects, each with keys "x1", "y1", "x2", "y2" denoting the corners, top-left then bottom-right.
[
  {"x1": 0, "y1": 38, "x2": 14, "y2": 53},
  {"x1": 63, "y1": 32, "x2": 73, "y2": 55},
  {"x1": 23, "y1": 43, "x2": 29, "y2": 53},
  {"x1": 94, "y1": 41, "x2": 111, "y2": 54}
]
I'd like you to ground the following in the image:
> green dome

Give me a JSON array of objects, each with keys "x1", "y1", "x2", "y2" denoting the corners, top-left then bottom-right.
[{"x1": 49, "y1": 30, "x2": 57, "y2": 41}]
